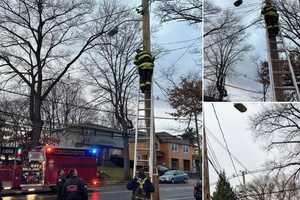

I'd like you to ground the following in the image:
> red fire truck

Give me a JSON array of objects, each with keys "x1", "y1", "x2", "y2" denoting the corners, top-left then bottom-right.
[
  {"x1": 0, "y1": 147, "x2": 22, "y2": 190},
  {"x1": 27, "y1": 146, "x2": 100, "y2": 189},
  {"x1": 0, "y1": 146, "x2": 100, "y2": 190}
]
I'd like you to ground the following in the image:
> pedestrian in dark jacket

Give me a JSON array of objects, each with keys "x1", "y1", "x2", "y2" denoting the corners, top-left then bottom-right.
[
  {"x1": 194, "y1": 181, "x2": 202, "y2": 200},
  {"x1": 127, "y1": 169, "x2": 155, "y2": 200},
  {"x1": 61, "y1": 169, "x2": 88, "y2": 200},
  {"x1": 56, "y1": 169, "x2": 65, "y2": 200}
]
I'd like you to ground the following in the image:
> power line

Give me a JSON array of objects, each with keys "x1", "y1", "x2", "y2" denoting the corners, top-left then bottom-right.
[
  {"x1": 205, "y1": 77, "x2": 263, "y2": 94},
  {"x1": 158, "y1": 37, "x2": 201, "y2": 45},
  {"x1": 0, "y1": 87, "x2": 194, "y2": 121},
  {"x1": 212, "y1": 103, "x2": 243, "y2": 185},
  {"x1": 207, "y1": 136, "x2": 222, "y2": 173}
]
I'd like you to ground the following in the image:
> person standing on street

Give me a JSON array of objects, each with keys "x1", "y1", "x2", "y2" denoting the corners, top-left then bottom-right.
[
  {"x1": 61, "y1": 169, "x2": 88, "y2": 200},
  {"x1": 56, "y1": 169, "x2": 65, "y2": 200},
  {"x1": 127, "y1": 169, "x2": 155, "y2": 200},
  {"x1": 194, "y1": 181, "x2": 202, "y2": 200}
]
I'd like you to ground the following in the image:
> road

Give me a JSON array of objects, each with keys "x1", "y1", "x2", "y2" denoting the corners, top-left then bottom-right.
[{"x1": 2, "y1": 184, "x2": 194, "y2": 200}]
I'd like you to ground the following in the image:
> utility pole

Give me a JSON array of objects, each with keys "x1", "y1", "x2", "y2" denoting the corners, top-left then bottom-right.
[
  {"x1": 141, "y1": 0, "x2": 160, "y2": 199},
  {"x1": 241, "y1": 171, "x2": 246, "y2": 187},
  {"x1": 203, "y1": 122, "x2": 210, "y2": 200}
]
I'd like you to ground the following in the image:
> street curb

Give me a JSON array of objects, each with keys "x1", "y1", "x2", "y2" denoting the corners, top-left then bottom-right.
[
  {"x1": 1, "y1": 183, "x2": 127, "y2": 197},
  {"x1": 2, "y1": 189, "x2": 54, "y2": 197}
]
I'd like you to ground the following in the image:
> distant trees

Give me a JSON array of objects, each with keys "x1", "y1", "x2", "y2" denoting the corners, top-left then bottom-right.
[
  {"x1": 250, "y1": 103, "x2": 300, "y2": 183},
  {"x1": 238, "y1": 173, "x2": 300, "y2": 200},
  {"x1": 204, "y1": 11, "x2": 251, "y2": 101},
  {"x1": 0, "y1": 0, "x2": 125, "y2": 147},
  {"x1": 42, "y1": 77, "x2": 99, "y2": 130},
  {"x1": 212, "y1": 171, "x2": 237, "y2": 200},
  {"x1": 275, "y1": 0, "x2": 300, "y2": 51},
  {"x1": 157, "y1": 0, "x2": 202, "y2": 24},
  {"x1": 83, "y1": 0, "x2": 140, "y2": 180},
  {"x1": 167, "y1": 74, "x2": 202, "y2": 175}
]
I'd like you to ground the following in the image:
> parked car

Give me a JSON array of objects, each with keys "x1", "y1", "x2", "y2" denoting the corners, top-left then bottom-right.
[
  {"x1": 158, "y1": 165, "x2": 169, "y2": 176},
  {"x1": 159, "y1": 170, "x2": 189, "y2": 184}
]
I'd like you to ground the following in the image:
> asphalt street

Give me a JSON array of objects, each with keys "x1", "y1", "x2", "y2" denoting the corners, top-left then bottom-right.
[{"x1": 2, "y1": 184, "x2": 194, "y2": 200}]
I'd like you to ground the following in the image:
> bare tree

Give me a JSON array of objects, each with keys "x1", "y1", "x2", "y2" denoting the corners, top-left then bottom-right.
[
  {"x1": 0, "y1": 0, "x2": 124, "y2": 147},
  {"x1": 42, "y1": 77, "x2": 99, "y2": 131},
  {"x1": 256, "y1": 61, "x2": 270, "y2": 102},
  {"x1": 250, "y1": 103, "x2": 300, "y2": 183},
  {"x1": 275, "y1": 0, "x2": 300, "y2": 50},
  {"x1": 84, "y1": 0, "x2": 140, "y2": 180},
  {"x1": 156, "y1": 0, "x2": 202, "y2": 24},
  {"x1": 0, "y1": 97, "x2": 32, "y2": 147},
  {"x1": 167, "y1": 74, "x2": 202, "y2": 176},
  {"x1": 238, "y1": 173, "x2": 300, "y2": 200},
  {"x1": 204, "y1": 11, "x2": 251, "y2": 101}
]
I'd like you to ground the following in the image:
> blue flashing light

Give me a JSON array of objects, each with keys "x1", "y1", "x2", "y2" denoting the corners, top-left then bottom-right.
[{"x1": 91, "y1": 148, "x2": 98, "y2": 154}]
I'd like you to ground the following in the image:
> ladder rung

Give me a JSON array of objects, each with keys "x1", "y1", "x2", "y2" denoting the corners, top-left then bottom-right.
[
  {"x1": 270, "y1": 49, "x2": 286, "y2": 52},
  {"x1": 138, "y1": 108, "x2": 152, "y2": 111},
  {"x1": 138, "y1": 127, "x2": 151, "y2": 130},
  {"x1": 139, "y1": 99, "x2": 151, "y2": 102},
  {"x1": 137, "y1": 137, "x2": 150, "y2": 140},
  {"x1": 275, "y1": 86, "x2": 295, "y2": 90},
  {"x1": 137, "y1": 148, "x2": 150, "y2": 151},
  {"x1": 137, "y1": 159, "x2": 149, "y2": 162},
  {"x1": 138, "y1": 118, "x2": 151, "y2": 120}
]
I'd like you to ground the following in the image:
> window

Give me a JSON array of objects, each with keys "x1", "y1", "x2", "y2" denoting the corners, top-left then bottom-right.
[
  {"x1": 171, "y1": 144, "x2": 178, "y2": 152},
  {"x1": 183, "y1": 145, "x2": 189, "y2": 153}
]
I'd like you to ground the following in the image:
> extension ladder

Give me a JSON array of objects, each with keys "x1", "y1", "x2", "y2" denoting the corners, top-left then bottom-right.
[
  {"x1": 266, "y1": 25, "x2": 300, "y2": 101},
  {"x1": 133, "y1": 84, "x2": 154, "y2": 180}
]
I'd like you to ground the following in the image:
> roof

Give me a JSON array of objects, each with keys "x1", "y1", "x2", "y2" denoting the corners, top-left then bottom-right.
[
  {"x1": 54, "y1": 123, "x2": 123, "y2": 135},
  {"x1": 129, "y1": 131, "x2": 191, "y2": 145},
  {"x1": 156, "y1": 132, "x2": 191, "y2": 145}
]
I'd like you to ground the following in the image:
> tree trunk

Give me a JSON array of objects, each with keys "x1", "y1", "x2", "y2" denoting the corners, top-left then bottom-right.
[
  {"x1": 194, "y1": 113, "x2": 202, "y2": 179},
  {"x1": 123, "y1": 132, "x2": 130, "y2": 181},
  {"x1": 30, "y1": 94, "x2": 43, "y2": 147}
]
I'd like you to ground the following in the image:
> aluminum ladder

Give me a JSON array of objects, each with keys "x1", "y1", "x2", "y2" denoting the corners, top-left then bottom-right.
[
  {"x1": 266, "y1": 25, "x2": 300, "y2": 101},
  {"x1": 133, "y1": 83, "x2": 154, "y2": 180}
]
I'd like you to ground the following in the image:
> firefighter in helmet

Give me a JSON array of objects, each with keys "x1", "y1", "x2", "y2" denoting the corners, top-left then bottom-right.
[
  {"x1": 261, "y1": 0, "x2": 279, "y2": 36},
  {"x1": 127, "y1": 169, "x2": 155, "y2": 200},
  {"x1": 134, "y1": 50, "x2": 155, "y2": 93},
  {"x1": 61, "y1": 169, "x2": 88, "y2": 200}
]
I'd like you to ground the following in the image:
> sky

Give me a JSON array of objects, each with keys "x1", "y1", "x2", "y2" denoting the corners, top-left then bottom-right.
[
  {"x1": 205, "y1": 0, "x2": 269, "y2": 101},
  {"x1": 204, "y1": 102, "x2": 282, "y2": 192},
  {"x1": 126, "y1": 0, "x2": 201, "y2": 134}
]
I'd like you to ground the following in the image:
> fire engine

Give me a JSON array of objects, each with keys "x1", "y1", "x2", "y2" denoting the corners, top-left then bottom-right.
[
  {"x1": 0, "y1": 147, "x2": 22, "y2": 190},
  {"x1": 0, "y1": 146, "x2": 100, "y2": 191}
]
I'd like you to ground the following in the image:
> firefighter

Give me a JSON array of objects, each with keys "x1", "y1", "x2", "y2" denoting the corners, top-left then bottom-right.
[
  {"x1": 56, "y1": 169, "x2": 65, "y2": 200},
  {"x1": 134, "y1": 50, "x2": 155, "y2": 93},
  {"x1": 61, "y1": 169, "x2": 88, "y2": 200},
  {"x1": 127, "y1": 169, "x2": 155, "y2": 200},
  {"x1": 193, "y1": 181, "x2": 202, "y2": 200},
  {"x1": 262, "y1": 0, "x2": 279, "y2": 36}
]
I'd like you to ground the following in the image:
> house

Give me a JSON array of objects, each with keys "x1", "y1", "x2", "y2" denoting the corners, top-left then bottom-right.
[
  {"x1": 129, "y1": 131, "x2": 194, "y2": 172},
  {"x1": 53, "y1": 123, "x2": 125, "y2": 164}
]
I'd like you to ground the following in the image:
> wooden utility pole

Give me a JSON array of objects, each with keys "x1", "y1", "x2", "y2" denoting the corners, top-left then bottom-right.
[
  {"x1": 142, "y1": 0, "x2": 160, "y2": 199},
  {"x1": 203, "y1": 122, "x2": 210, "y2": 200}
]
